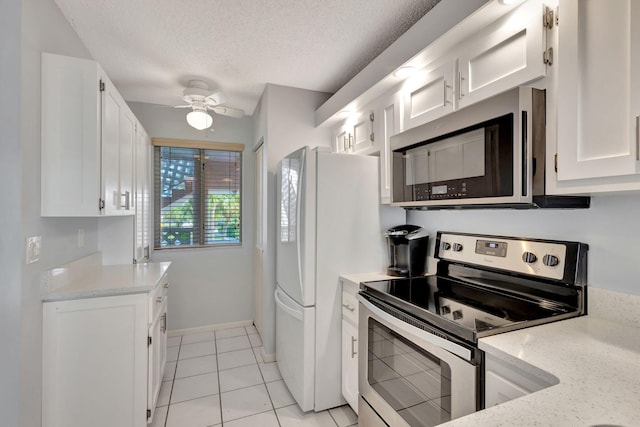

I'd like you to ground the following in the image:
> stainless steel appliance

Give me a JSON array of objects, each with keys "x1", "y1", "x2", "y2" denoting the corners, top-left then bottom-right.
[
  {"x1": 385, "y1": 225, "x2": 429, "y2": 277},
  {"x1": 358, "y1": 231, "x2": 588, "y2": 426},
  {"x1": 390, "y1": 87, "x2": 590, "y2": 209}
]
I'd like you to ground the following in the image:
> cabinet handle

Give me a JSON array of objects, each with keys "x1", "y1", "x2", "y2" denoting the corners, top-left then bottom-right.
[
  {"x1": 121, "y1": 191, "x2": 130, "y2": 210},
  {"x1": 144, "y1": 246, "x2": 150, "y2": 260},
  {"x1": 342, "y1": 303, "x2": 355, "y2": 312},
  {"x1": 351, "y1": 336, "x2": 357, "y2": 358},
  {"x1": 348, "y1": 134, "x2": 353, "y2": 149},
  {"x1": 443, "y1": 80, "x2": 448, "y2": 107},
  {"x1": 161, "y1": 313, "x2": 167, "y2": 333},
  {"x1": 458, "y1": 71, "x2": 465, "y2": 100}
]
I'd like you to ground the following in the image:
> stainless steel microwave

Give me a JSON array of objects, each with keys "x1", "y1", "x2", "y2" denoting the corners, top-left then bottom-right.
[{"x1": 390, "y1": 87, "x2": 589, "y2": 209}]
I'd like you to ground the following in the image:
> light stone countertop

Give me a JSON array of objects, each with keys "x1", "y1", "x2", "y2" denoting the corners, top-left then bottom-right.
[
  {"x1": 42, "y1": 253, "x2": 171, "y2": 301},
  {"x1": 439, "y1": 314, "x2": 640, "y2": 427}
]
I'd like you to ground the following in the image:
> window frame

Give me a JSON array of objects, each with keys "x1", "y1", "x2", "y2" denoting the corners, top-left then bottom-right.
[{"x1": 152, "y1": 138, "x2": 244, "y2": 250}]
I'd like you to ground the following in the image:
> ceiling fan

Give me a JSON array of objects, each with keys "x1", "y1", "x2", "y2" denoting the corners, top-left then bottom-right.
[{"x1": 175, "y1": 80, "x2": 244, "y2": 130}]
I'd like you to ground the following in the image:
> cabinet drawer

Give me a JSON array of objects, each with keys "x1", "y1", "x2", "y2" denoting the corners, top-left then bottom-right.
[
  {"x1": 341, "y1": 289, "x2": 358, "y2": 324},
  {"x1": 149, "y1": 274, "x2": 169, "y2": 322}
]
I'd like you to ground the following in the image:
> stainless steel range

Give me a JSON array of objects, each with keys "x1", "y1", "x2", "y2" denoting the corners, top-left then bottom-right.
[{"x1": 357, "y1": 231, "x2": 588, "y2": 427}]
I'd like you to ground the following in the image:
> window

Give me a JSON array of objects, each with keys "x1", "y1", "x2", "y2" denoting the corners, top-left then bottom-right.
[{"x1": 153, "y1": 139, "x2": 243, "y2": 249}]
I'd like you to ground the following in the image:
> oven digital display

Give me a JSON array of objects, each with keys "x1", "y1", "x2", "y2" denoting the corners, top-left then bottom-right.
[
  {"x1": 475, "y1": 240, "x2": 507, "y2": 257},
  {"x1": 432, "y1": 184, "x2": 448, "y2": 195}
]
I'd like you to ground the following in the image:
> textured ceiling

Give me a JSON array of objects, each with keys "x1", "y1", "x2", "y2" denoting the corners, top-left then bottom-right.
[{"x1": 53, "y1": 0, "x2": 440, "y2": 115}]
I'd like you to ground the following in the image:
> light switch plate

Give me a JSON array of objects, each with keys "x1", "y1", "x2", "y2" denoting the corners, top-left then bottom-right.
[{"x1": 26, "y1": 235, "x2": 41, "y2": 264}]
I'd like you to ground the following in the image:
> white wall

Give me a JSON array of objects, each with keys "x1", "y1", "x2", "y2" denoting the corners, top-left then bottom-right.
[
  {"x1": 1, "y1": 1, "x2": 23, "y2": 424},
  {"x1": 129, "y1": 102, "x2": 256, "y2": 330},
  {"x1": 253, "y1": 84, "x2": 332, "y2": 355},
  {"x1": 19, "y1": 0, "x2": 101, "y2": 426},
  {"x1": 407, "y1": 193, "x2": 640, "y2": 296}
]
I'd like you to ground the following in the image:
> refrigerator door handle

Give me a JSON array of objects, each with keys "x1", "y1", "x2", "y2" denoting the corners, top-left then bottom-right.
[
  {"x1": 275, "y1": 288, "x2": 303, "y2": 321},
  {"x1": 295, "y1": 149, "x2": 305, "y2": 295}
]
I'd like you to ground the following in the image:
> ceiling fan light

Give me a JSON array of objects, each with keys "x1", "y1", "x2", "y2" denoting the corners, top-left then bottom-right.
[{"x1": 186, "y1": 110, "x2": 213, "y2": 130}]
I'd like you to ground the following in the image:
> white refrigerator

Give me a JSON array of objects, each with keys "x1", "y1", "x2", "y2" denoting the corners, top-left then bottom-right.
[{"x1": 275, "y1": 146, "x2": 393, "y2": 412}]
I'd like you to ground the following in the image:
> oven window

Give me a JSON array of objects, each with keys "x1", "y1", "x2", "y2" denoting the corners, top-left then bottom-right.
[{"x1": 368, "y1": 319, "x2": 452, "y2": 427}]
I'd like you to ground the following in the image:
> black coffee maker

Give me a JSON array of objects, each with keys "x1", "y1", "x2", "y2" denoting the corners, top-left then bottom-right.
[{"x1": 384, "y1": 225, "x2": 429, "y2": 277}]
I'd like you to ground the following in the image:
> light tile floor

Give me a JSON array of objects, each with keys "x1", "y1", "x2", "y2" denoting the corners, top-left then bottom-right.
[{"x1": 151, "y1": 324, "x2": 358, "y2": 427}]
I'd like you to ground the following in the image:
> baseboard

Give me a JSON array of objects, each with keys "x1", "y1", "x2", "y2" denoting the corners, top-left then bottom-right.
[
  {"x1": 261, "y1": 347, "x2": 276, "y2": 363},
  {"x1": 168, "y1": 319, "x2": 254, "y2": 338}
]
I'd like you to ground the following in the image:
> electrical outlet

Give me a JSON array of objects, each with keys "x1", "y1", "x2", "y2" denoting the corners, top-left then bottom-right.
[{"x1": 26, "y1": 235, "x2": 41, "y2": 264}]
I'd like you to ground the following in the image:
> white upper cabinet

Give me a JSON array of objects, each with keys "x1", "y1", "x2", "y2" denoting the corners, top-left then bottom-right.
[
  {"x1": 401, "y1": 61, "x2": 456, "y2": 129},
  {"x1": 457, "y1": 0, "x2": 547, "y2": 109},
  {"x1": 41, "y1": 53, "x2": 137, "y2": 216},
  {"x1": 401, "y1": 0, "x2": 548, "y2": 130},
  {"x1": 334, "y1": 113, "x2": 375, "y2": 154},
  {"x1": 376, "y1": 91, "x2": 402, "y2": 204},
  {"x1": 553, "y1": 0, "x2": 640, "y2": 189}
]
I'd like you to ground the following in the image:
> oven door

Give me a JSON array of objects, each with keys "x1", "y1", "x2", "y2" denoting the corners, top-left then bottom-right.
[{"x1": 357, "y1": 294, "x2": 479, "y2": 427}]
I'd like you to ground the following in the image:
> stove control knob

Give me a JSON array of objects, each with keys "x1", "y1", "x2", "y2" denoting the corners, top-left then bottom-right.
[
  {"x1": 543, "y1": 254, "x2": 560, "y2": 267},
  {"x1": 452, "y1": 310, "x2": 463, "y2": 320},
  {"x1": 442, "y1": 242, "x2": 451, "y2": 251},
  {"x1": 522, "y1": 251, "x2": 538, "y2": 263},
  {"x1": 452, "y1": 243, "x2": 463, "y2": 252},
  {"x1": 441, "y1": 305, "x2": 451, "y2": 315}
]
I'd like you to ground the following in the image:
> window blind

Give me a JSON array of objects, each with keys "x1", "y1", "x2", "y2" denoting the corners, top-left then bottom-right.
[{"x1": 154, "y1": 146, "x2": 242, "y2": 248}]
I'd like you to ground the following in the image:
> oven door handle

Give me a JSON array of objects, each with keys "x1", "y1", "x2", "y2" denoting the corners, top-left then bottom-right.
[{"x1": 357, "y1": 294, "x2": 472, "y2": 362}]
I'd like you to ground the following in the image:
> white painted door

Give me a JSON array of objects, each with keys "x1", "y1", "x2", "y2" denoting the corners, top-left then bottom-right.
[
  {"x1": 42, "y1": 293, "x2": 148, "y2": 427},
  {"x1": 119, "y1": 108, "x2": 135, "y2": 213},
  {"x1": 101, "y1": 78, "x2": 122, "y2": 215},
  {"x1": 556, "y1": 0, "x2": 640, "y2": 181},
  {"x1": 341, "y1": 318, "x2": 359, "y2": 414},
  {"x1": 457, "y1": 0, "x2": 546, "y2": 109},
  {"x1": 352, "y1": 113, "x2": 373, "y2": 153},
  {"x1": 401, "y1": 61, "x2": 456, "y2": 129}
]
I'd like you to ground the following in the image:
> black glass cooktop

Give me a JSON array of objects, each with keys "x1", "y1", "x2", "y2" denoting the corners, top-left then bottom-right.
[{"x1": 360, "y1": 271, "x2": 579, "y2": 343}]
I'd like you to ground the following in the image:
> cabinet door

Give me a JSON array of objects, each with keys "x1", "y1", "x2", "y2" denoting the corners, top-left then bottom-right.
[
  {"x1": 119, "y1": 109, "x2": 135, "y2": 212},
  {"x1": 457, "y1": 0, "x2": 546, "y2": 109},
  {"x1": 341, "y1": 319, "x2": 359, "y2": 414},
  {"x1": 378, "y1": 92, "x2": 402, "y2": 204},
  {"x1": 352, "y1": 113, "x2": 374, "y2": 153},
  {"x1": 41, "y1": 53, "x2": 101, "y2": 216},
  {"x1": 556, "y1": 0, "x2": 640, "y2": 181},
  {"x1": 334, "y1": 126, "x2": 350, "y2": 153},
  {"x1": 101, "y1": 78, "x2": 123, "y2": 215},
  {"x1": 148, "y1": 298, "x2": 167, "y2": 421},
  {"x1": 402, "y1": 61, "x2": 455, "y2": 129},
  {"x1": 42, "y1": 294, "x2": 148, "y2": 427}
]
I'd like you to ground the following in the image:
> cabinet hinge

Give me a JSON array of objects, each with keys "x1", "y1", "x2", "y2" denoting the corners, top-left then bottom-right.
[
  {"x1": 148, "y1": 336, "x2": 152, "y2": 346},
  {"x1": 554, "y1": 153, "x2": 558, "y2": 173},
  {"x1": 543, "y1": 6, "x2": 554, "y2": 29},
  {"x1": 147, "y1": 409, "x2": 151, "y2": 419},
  {"x1": 99, "y1": 198, "x2": 105, "y2": 211},
  {"x1": 543, "y1": 47, "x2": 553, "y2": 66},
  {"x1": 99, "y1": 79, "x2": 105, "y2": 92}
]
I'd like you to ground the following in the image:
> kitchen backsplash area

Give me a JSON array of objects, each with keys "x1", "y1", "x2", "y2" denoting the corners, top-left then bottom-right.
[{"x1": 407, "y1": 192, "x2": 640, "y2": 296}]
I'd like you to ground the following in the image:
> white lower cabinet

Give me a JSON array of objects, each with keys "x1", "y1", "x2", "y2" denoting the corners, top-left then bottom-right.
[
  {"x1": 340, "y1": 279, "x2": 359, "y2": 414},
  {"x1": 42, "y1": 277, "x2": 169, "y2": 427}
]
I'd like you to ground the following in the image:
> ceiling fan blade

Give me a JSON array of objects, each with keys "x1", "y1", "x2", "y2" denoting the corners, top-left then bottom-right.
[
  {"x1": 205, "y1": 90, "x2": 227, "y2": 106},
  {"x1": 173, "y1": 104, "x2": 192, "y2": 108},
  {"x1": 211, "y1": 106, "x2": 245, "y2": 118}
]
